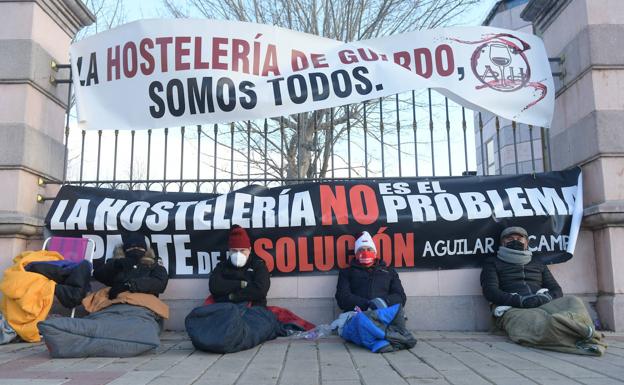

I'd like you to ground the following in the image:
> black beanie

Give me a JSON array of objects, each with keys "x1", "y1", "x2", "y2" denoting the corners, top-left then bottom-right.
[{"x1": 122, "y1": 232, "x2": 147, "y2": 251}]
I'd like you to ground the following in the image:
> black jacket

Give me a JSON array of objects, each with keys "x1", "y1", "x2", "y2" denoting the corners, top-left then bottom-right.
[
  {"x1": 93, "y1": 256, "x2": 168, "y2": 297},
  {"x1": 480, "y1": 256, "x2": 563, "y2": 306},
  {"x1": 335, "y1": 260, "x2": 406, "y2": 312},
  {"x1": 209, "y1": 256, "x2": 270, "y2": 307}
]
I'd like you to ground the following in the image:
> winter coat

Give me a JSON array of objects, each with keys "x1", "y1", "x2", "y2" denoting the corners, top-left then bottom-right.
[
  {"x1": 480, "y1": 256, "x2": 563, "y2": 306},
  {"x1": 93, "y1": 248, "x2": 168, "y2": 297},
  {"x1": 209, "y1": 256, "x2": 270, "y2": 307},
  {"x1": 0, "y1": 251, "x2": 63, "y2": 342},
  {"x1": 26, "y1": 260, "x2": 92, "y2": 308},
  {"x1": 335, "y1": 259, "x2": 406, "y2": 312},
  {"x1": 82, "y1": 287, "x2": 169, "y2": 319}
]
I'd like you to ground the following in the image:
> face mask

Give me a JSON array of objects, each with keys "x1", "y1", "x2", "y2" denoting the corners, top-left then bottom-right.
[
  {"x1": 125, "y1": 249, "x2": 145, "y2": 260},
  {"x1": 229, "y1": 251, "x2": 248, "y2": 267},
  {"x1": 357, "y1": 250, "x2": 376, "y2": 266},
  {"x1": 505, "y1": 239, "x2": 526, "y2": 251}
]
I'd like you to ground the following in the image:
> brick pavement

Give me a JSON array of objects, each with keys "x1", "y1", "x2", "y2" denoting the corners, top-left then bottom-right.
[{"x1": 0, "y1": 332, "x2": 623, "y2": 385}]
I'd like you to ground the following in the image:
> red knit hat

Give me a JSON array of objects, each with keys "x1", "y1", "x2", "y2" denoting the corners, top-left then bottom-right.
[{"x1": 228, "y1": 225, "x2": 251, "y2": 249}]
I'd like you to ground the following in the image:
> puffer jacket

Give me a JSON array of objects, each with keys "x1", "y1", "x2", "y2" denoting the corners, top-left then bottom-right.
[
  {"x1": 93, "y1": 248, "x2": 168, "y2": 297},
  {"x1": 335, "y1": 259, "x2": 406, "y2": 312},
  {"x1": 209, "y1": 256, "x2": 270, "y2": 307},
  {"x1": 480, "y1": 256, "x2": 563, "y2": 306}
]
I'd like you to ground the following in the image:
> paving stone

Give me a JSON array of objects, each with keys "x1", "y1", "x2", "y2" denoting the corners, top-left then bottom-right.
[
  {"x1": 105, "y1": 370, "x2": 164, "y2": 385},
  {"x1": 318, "y1": 342, "x2": 360, "y2": 382},
  {"x1": 0, "y1": 380, "x2": 69, "y2": 385},
  {"x1": 237, "y1": 342, "x2": 288, "y2": 385},
  {"x1": 383, "y1": 350, "x2": 441, "y2": 379},
  {"x1": 193, "y1": 346, "x2": 258, "y2": 385},
  {"x1": 346, "y1": 343, "x2": 408, "y2": 385},
  {"x1": 279, "y1": 342, "x2": 319, "y2": 385},
  {"x1": 147, "y1": 350, "x2": 220, "y2": 385}
]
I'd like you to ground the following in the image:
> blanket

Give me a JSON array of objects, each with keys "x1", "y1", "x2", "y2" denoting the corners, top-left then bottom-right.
[
  {"x1": 340, "y1": 304, "x2": 416, "y2": 353},
  {"x1": 186, "y1": 302, "x2": 285, "y2": 353},
  {"x1": 38, "y1": 304, "x2": 161, "y2": 358},
  {"x1": 498, "y1": 296, "x2": 607, "y2": 356}
]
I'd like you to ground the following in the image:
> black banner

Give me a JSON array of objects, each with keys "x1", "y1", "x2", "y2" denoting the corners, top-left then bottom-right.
[{"x1": 45, "y1": 169, "x2": 583, "y2": 278}]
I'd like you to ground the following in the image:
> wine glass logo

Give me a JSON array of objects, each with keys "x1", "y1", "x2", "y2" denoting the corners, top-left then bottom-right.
[{"x1": 489, "y1": 44, "x2": 512, "y2": 87}]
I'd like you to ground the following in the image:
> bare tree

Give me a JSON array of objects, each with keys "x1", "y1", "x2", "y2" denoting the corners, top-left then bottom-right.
[{"x1": 162, "y1": 0, "x2": 478, "y2": 180}]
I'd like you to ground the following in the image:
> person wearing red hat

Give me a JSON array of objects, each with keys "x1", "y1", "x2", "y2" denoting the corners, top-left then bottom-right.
[
  {"x1": 209, "y1": 225, "x2": 270, "y2": 306},
  {"x1": 335, "y1": 231, "x2": 406, "y2": 312}
]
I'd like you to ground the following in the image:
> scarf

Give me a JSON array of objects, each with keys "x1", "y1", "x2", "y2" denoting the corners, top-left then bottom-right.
[{"x1": 496, "y1": 246, "x2": 532, "y2": 265}]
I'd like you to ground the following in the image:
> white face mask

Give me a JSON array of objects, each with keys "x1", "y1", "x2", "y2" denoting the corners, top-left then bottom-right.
[{"x1": 229, "y1": 251, "x2": 248, "y2": 267}]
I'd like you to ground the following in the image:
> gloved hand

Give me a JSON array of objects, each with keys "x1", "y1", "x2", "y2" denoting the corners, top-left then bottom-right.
[
  {"x1": 510, "y1": 294, "x2": 523, "y2": 308},
  {"x1": 108, "y1": 282, "x2": 130, "y2": 299},
  {"x1": 521, "y1": 294, "x2": 550, "y2": 308},
  {"x1": 368, "y1": 297, "x2": 388, "y2": 310}
]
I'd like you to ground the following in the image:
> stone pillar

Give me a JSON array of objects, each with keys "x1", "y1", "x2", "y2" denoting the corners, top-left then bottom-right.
[
  {"x1": 522, "y1": 0, "x2": 624, "y2": 330},
  {"x1": 0, "y1": 0, "x2": 94, "y2": 270}
]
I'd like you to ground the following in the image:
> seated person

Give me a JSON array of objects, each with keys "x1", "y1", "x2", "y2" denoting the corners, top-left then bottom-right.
[
  {"x1": 209, "y1": 225, "x2": 270, "y2": 306},
  {"x1": 38, "y1": 232, "x2": 170, "y2": 358},
  {"x1": 481, "y1": 226, "x2": 606, "y2": 355},
  {"x1": 94, "y1": 232, "x2": 168, "y2": 299},
  {"x1": 335, "y1": 231, "x2": 406, "y2": 312}
]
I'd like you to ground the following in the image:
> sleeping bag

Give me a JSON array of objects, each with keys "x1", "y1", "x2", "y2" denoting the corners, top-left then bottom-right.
[
  {"x1": 38, "y1": 304, "x2": 162, "y2": 358},
  {"x1": 340, "y1": 304, "x2": 416, "y2": 353},
  {"x1": 185, "y1": 302, "x2": 284, "y2": 353}
]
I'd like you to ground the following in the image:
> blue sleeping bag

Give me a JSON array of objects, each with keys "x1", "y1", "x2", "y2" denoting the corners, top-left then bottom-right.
[{"x1": 340, "y1": 304, "x2": 416, "y2": 353}]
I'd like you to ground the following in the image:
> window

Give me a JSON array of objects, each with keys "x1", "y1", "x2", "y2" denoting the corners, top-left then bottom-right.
[{"x1": 486, "y1": 140, "x2": 496, "y2": 175}]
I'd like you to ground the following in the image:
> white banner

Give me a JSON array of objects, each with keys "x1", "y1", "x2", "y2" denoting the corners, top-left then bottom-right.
[{"x1": 70, "y1": 19, "x2": 555, "y2": 130}]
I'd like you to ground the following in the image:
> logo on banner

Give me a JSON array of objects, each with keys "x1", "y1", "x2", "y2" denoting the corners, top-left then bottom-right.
[{"x1": 473, "y1": 41, "x2": 530, "y2": 92}]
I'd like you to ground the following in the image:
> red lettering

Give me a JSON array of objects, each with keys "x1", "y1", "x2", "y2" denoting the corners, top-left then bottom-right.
[
  {"x1": 211, "y1": 37, "x2": 228, "y2": 70},
  {"x1": 232, "y1": 39, "x2": 250, "y2": 73},
  {"x1": 107, "y1": 45, "x2": 120, "y2": 81},
  {"x1": 314, "y1": 236, "x2": 334, "y2": 271},
  {"x1": 336, "y1": 234, "x2": 355, "y2": 268},
  {"x1": 275, "y1": 237, "x2": 296, "y2": 273},
  {"x1": 338, "y1": 49, "x2": 358, "y2": 64},
  {"x1": 320, "y1": 185, "x2": 348, "y2": 225},
  {"x1": 298, "y1": 237, "x2": 313, "y2": 272},
  {"x1": 122, "y1": 42, "x2": 137, "y2": 78},
  {"x1": 393, "y1": 51, "x2": 411, "y2": 71},
  {"x1": 155, "y1": 37, "x2": 173, "y2": 72},
  {"x1": 291, "y1": 50, "x2": 309, "y2": 71},
  {"x1": 175, "y1": 36, "x2": 191, "y2": 71},
  {"x1": 435, "y1": 44, "x2": 455, "y2": 76},
  {"x1": 139, "y1": 38, "x2": 155, "y2": 75},
  {"x1": 194, "y1": 37, "x2": 209, "y2": 69},
  {"x1": 349, "y1": 185, "x2": 379, "y2": 225},
  {"x1": 310, "y1": 53, "x2": 328, "y2": 68},
  {"x1": 357, "y1": 48, "x2": 378, "y2": 61},
  {"x1": 414, "y1": 48, "x2": 432, "y2": 78},
  {"x1": 394, "y1": 233, "x2": 414, "y2": 267},
  {"x1": 254, "y1": 238, "x2": 274, "y2": 272},
  {"x1": 262, "y1": 44, "x2": 280, "y2": 76}
]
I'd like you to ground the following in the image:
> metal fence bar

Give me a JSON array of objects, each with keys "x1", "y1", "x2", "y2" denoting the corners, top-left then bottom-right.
[
  {"x1": 529, "y1": 124, "x2": 536, "y2": 172},
  {"x1": 62, "y1": 67, "x2": 73, "y2": 183},
  {"x1": 495, "y1": 117, "x2": 502, "y2": 175},
  {"x1": 180, "y1": 126, "x2": 185, "y2": 191},
  {"x1": 428, "y1": 89, "x2": 435, "y2": 176},
  {"x1": 230, "y1": 123, "x2": 234, "y2": 190},
  {"x1": 479, "y1": 113, "x2": 485, "y2": 175},
  {"x1": 96, "y1": 130, "x2": 102, "y2": 184},
  {"x1": 263, "y1": 119, "x2": 268, "y2": 184},
  {"x1": 113, "y1": 130, "x2": 119, "y2": 185},
  {"x1": 129, "y1": 130, "x2": 135, "y2": 188},
  {"x1": 79, "y1": 130, "x2": 85, "y2": 182},
  {"x1": 147, "y1": 129, "x2": 152, "y2": 188},
  {"x1": 445, "y1": 97, "x2": 451, "y2": 176},
  {"x1": 212, "y1": 124, "x2": 217, "y2": 193},
  {"x1": 380, "y1": 97, "x2": 385, "y2": 178},
  {"x1": 163, "y1": 127, "x2": 169, "y2": 189},
  {"x1": 462, "y1": 107, "x2": 468, "y2": 173},
  {"x1": 363, "y1": 102, "x2": 368, "y2": 178},
  {"x1": 347, "y1": 106, "x2": 352, "y2": 178},
  {"x1": 512, "y1": 121, "x2": 519, "y2": 174},
  {"x1": 196, "y1": 125, "x2": 201, "y2": 192},
  {"x1": 396, "y1": 94, "x2": 402, "y2": 177},
  {"x1": 330, "y1": 108, "x2": 335, "y2": 178},
  {"x1": 297, "y1": 114, "x2": 302, "y2": 179},
  {"x1": 280, "y1": 117, "x2": 284, "y2": 178},
  {"x1": 247, "y1": 121, "x2": 251, "y2": 180},
  {"x1": 412, "y1": 90, "x2": 418, "y2": 177}
]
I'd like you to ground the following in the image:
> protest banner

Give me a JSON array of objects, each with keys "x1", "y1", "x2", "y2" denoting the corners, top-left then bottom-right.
[
  {"x1": 46, "y1": 170, "x2": 582, "y2": 277},
  {"x1": 70, "y1": 19, "x2": 554, "y2": 130}
]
